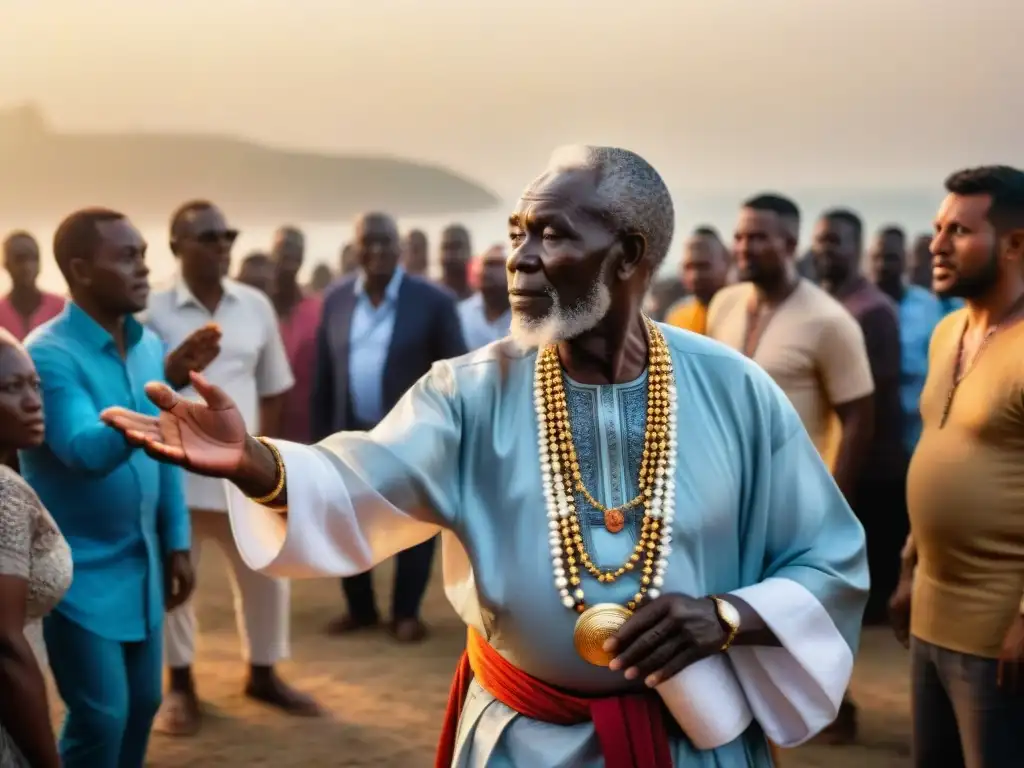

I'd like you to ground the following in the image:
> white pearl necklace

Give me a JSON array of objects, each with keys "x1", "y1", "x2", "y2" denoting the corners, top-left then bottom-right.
[{"x1": 534, "y1": 344, "x2": 679, "y2": 613}]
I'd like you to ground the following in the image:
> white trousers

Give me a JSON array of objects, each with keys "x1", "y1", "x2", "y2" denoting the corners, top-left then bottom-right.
[{"x1": 164, "y1": 508, "x2": 290, "y2": 668}]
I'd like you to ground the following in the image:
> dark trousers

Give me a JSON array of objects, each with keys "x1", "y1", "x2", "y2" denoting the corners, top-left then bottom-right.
[
  {"x1": 912, "y1": 637, "x2": 1024, "y2": 767},
  {"x1": 341, "y1": 537, "x2": 437, "y2": 622},
  {"x1": 852, "y1": 474, "x2": 908, "y2": 625},
  {"x1": 339, "y1": 416, "x2": 436, "y2": 622}
]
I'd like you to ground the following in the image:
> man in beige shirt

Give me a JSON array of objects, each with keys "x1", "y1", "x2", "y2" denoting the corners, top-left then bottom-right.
[{"x1": 707, "y1": 192, "x2": 875, "y2": 743}]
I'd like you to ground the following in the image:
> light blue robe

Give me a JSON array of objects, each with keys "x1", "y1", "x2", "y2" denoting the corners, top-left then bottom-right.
[{"x1": 226, "y1": 324, "x2": 869, "y2": 768}]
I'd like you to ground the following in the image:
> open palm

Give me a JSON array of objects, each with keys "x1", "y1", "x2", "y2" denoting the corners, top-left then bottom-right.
[{"x1": 101, "y1": 371, "x2": 247, "y2": 477}]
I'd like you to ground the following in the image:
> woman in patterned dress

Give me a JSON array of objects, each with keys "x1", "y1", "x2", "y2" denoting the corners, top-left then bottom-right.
[{"x1": 0, "y1": 327, "x2": 72, "y2": 768}]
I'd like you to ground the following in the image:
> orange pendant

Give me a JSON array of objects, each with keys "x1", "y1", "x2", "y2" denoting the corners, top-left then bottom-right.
[{"x1": 604, "y1": 509, "x2": 625, "y2": 534}]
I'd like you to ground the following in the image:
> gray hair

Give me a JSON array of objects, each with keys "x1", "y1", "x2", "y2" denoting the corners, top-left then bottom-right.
[{"x1": 532, "y1": 145, "x2": 675, "y2": 271}]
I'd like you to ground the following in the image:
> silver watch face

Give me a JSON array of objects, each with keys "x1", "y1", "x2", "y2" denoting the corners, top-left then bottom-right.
[{"x1": 718, "y1": 599, "x2": 741, "y2": 629}]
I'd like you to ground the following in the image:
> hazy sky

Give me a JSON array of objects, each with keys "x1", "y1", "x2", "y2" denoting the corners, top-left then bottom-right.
[{"x1": 1, "y1": 0, "x2": 1022, "y2": 198}]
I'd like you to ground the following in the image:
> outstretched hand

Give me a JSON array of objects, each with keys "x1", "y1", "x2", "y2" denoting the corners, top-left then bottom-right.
[{"x1": 101, "y1": 371, "x2": 247, "y2": 478}]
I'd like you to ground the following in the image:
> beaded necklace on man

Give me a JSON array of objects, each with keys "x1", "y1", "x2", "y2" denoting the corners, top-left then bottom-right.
[{"x1": 534, "y1": 316, "x2": 678, "y2": 666}]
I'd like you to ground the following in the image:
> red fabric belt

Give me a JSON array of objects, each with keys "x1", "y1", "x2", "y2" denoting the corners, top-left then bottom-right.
[{"x1": 435, "y1": 627, "x2": 673, "y2": 768}]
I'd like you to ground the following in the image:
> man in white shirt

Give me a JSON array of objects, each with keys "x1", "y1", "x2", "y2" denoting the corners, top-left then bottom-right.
[
  {"x1": 143, "y1": 200, "x2": 320, "y2": 736},
  {"x1": 457, "y1": 245, "x2": 511, "y2": 350}
]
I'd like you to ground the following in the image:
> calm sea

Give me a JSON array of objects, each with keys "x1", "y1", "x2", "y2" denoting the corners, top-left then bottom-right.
[{"x1": 7, "y1": 188, "x2": 943, "y2": 295}]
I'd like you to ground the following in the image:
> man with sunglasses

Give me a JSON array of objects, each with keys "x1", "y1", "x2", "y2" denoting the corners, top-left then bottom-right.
[{"x1": 141, "y1": 200, "x2": 320, "y2": 737}]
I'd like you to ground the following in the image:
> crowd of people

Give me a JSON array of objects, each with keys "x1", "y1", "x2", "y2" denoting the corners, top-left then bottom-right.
[{"x1": 0, "y1": 146, "x2": 1021, "y2": 768}]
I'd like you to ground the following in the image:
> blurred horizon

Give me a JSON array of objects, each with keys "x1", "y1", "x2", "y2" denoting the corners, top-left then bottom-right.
[
  {"x1": 2, "y1": 0, "x2": 1022, "y2": 197},
  {"x1": 2, "y1": 0, "x2": 1022, "y2": 291}
]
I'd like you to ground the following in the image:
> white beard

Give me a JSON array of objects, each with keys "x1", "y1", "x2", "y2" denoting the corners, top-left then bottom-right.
[{"x1": 509, "y1": 275, "x2": 612, "y2": 350}]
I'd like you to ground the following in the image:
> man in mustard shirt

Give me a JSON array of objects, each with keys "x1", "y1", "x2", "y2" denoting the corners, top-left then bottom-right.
[{"x1": 665, "y1": 226, "x2": 730, "y2": 334}]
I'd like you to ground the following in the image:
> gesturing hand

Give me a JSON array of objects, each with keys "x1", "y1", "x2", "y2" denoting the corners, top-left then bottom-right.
[
  {"x1": 605, "y1": 593, "x2": 727, "y2": 687},
  {"x1": 164, "y1": 550, "x2": 195, "y2": 612},
  {"x1": 165, "y1": 323, "x2": 222, "y2": 390},
  {"x1": 100, "y1": 371, "x2": 247, "y2": 478},
  {"x1": 888, "y1": 577, "x2": 913, "y2": 649}
]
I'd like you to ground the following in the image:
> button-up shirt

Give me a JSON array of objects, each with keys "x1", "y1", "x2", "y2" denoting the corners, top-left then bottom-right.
[
  {"x1": 457, "y1": 293, "x2": 511, "y2": 351},
  {"x1": 143, "y1": 278, "x2": 294, "y2": 511},
  {"x1": 20, "y1": 303, "x2": 190, "y2": 641},
  {"x1": 348, "y1": 269, "x2": 403, "y2": 426},
  {"x1": 898, "y1": 284, "x2": 943, "y2": 454}
]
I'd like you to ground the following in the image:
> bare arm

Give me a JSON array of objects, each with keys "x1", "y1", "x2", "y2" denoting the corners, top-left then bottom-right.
[
  {"x1": 831, "y1": 394, "x2": 875, "y2": 501},
  {"x1": 900, "y1": 534, "x2": 917, "y2": 579},
  {"x1": 0, "y1": 480, "x2": 60, "y2": 768},
  {"x1": 726, "y1": 594, "x2": 781, "y2": 647},
  {"x1": 0, "y1": 578, "x2": 60, "y2": 768}
]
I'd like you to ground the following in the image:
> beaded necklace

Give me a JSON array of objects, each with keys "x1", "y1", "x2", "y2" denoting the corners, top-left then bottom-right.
[{"x1": 534, "y1": 317, "x2": 678, "y2": 665}]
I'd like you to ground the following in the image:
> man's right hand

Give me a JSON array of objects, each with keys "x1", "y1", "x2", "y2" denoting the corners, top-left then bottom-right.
[
  {"x1": 165, "y1": 324, "x2": 222, "y2": 390},
  {"x1": 100, "y1": 371, "x2": 247, "y2": 479},
  {"x1": 888, "y1": 576, "x2": 913, "y2": 648}
]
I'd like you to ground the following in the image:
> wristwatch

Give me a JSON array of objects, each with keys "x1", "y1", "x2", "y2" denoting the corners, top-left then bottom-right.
[{"x1": 710, "y1": 596, "x2": 741, "y2": 652}]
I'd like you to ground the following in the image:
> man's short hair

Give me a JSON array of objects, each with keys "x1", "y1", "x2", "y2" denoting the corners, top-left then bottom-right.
[
  {"x1": 2, "y1": 230, "x2": 37, "y2": 255},
  {"x1": 944, "y1": 165, "x2": 1024, "y2": 232},
  {"x1": 242, "y1": 250, "x2": 270, "y2": 267},
  {"x1": 742, "y1": 193, "x2": 801, "y2": 230},
  {"x1": 692, "y1": 225, "x2": 721, "y2": 240},
  {"x1": 540, "y1": 145, "x2": 675, "y2": 272},
  {"x1": 169, "y1": 199, "x2": 215, "y2": 241},
  {"x1": 274, "y1": 225, "x2": 304, "y2": 243},
  {"x1": 53, "y1": 208, "x2": 126, "y2": 281},
  {"x1": 822, "y1": 208, "x2": 864, "y2": 244},
  {"x1": 878, "y1": 224, "x2": 906, "y2": 241}
]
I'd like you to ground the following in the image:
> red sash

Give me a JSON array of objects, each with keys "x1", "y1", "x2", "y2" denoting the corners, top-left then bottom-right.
[{"x1": 435, "y1": 627, "x2": 673, "y2": 768}]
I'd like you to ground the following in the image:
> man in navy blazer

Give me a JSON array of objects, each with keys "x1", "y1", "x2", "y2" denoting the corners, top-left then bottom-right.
[{"x1": 312, "y1": 212, "x2": 467, "y2": 642}]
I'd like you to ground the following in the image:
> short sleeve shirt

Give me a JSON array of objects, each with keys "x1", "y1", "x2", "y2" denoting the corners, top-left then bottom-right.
[
  {"x1": 143, "y1": 278, "x2": 294, "y2": 511},
  {"x1": 707, "y1": 280, "x2": 875, "y2": 468}
]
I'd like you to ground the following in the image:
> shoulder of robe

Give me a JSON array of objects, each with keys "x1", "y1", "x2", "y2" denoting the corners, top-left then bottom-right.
[{"x1": 430, "y1": 337, "x2": 534, "y2": 395}]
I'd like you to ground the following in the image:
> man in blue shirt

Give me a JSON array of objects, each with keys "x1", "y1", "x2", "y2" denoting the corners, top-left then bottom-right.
[
  {"x1": 870, "y1": 226, "x2": 944, "y2": 455},
  {"x1": 19, "y1": 208, "x2": 195, "y2": 768}
]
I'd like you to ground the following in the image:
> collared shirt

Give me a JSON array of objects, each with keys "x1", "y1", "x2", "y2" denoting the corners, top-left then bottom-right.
[
  {"x1": 457, "y1": 293, "x2": 511, "y2": 351},
  {"x1": 898, "y1": 284, "x2": 943, "y2": 454},
  {"x1": 0, "y1": 291, "x2": 65, "y2": 341},
  {"x1": 20, "y1": 303, "x2": 190, "y2": 641},
  {"x1": 144, "y1": 278, "x2": 294, "y2": 511},
  {"x1": 664, "y1": 297, "x2": 708, "y2": 335},
  {"x1": 349, "y1": 269, "x2": 404, "y2": 426},
  {"x1": 278, "y1": 293, "x2": 323, "y2": 444}
]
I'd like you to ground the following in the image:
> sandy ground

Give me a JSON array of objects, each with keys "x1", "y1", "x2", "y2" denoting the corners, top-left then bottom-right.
[{"x1": 49, "y1": 547, "x2": 913, "y2": 767}]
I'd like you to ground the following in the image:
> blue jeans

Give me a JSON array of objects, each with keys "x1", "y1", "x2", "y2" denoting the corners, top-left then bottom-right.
[
  {"x1": 44, "y1": 611, "x2": 163, "y2": 768},
  {"x1": 911, "y1": 636, "x2": 1024, "y2": 768}
]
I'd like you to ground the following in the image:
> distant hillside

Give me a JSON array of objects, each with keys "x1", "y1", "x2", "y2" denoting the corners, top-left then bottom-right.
[{"x1": 0, "y1": 104, "x2": 500, "y2": 222}]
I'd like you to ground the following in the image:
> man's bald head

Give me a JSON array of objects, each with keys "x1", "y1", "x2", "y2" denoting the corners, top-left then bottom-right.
[{"x1": 528, "y1": 145, "x2": 675, "y2": 274}]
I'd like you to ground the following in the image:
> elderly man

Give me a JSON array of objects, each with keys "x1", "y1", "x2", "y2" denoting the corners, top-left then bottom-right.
[{"x1": 102, "y1": 146, "x2": 868, "y2": 768}]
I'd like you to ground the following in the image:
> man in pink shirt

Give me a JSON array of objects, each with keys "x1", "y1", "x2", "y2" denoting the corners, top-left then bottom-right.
[
  {"x1": 270, "y1": 225, "x2": 322, "y2": 444},
  {"x1": 0, "y1": 231, "x2": 65, "y2": 340}
]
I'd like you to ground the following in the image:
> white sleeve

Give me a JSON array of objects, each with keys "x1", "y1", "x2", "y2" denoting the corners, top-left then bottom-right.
[{"x1": 226, "y1": 364, "x2": 462, "y2": 579}]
